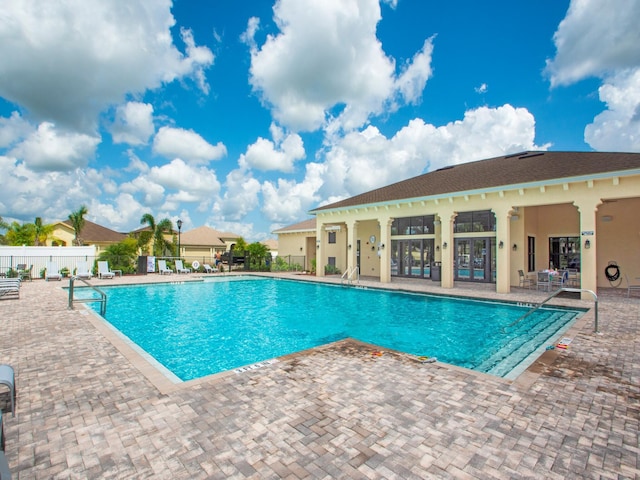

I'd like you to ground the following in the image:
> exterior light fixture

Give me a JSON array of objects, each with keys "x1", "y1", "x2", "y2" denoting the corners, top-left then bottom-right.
[
  {"x1": 348, "y1": 244, "x2": 352, "y2": 250},
  {"x1": 380, "y1": 244, "x2": 385, "y2": 249},
  {"x1": 436, "y1": 245, "x2": 440, "y2": 252},
  {"x1": 584, "y1": 239, "x2": 591, "y2": 249},
  {"x1": 512, "y1": 244, "x2": 517, "y2": 251},
  {"x1": 443, "y1": 242, "x2": 448, "y2": 249},
  {"x1": 498, "y1": 241, "x2": 504, "y2": 249}
]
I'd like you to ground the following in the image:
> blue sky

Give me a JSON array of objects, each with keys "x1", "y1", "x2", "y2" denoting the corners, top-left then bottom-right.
[{"x1": 1, "y1": 0, "x2": 639, "y2": 241}]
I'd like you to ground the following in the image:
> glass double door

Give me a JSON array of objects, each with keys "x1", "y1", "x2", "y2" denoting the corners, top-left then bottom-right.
[
  {"x1": 392, "y1": 239, "x2": 434, "y2": 278},
  {"x1": 454, "y1": 238, "x2": 495, "y2": 282}
]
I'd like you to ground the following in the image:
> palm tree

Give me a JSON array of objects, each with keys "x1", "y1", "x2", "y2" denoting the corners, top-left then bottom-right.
[
  {"x1": 33, "y1": 217, "x2": 53, "y2": 246},
  {"x1": 140, "y1": 213, "x2": 175, "y2": 257},
  {"x1": 68, "y1": 205, "x2": 88, "y2": 246},
  {"x1": 0, "y1": 216, "x2": 9, "y2": 245}
]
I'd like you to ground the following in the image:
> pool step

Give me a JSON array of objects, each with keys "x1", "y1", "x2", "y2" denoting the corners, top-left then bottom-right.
[{"x1": 475, "y1": 310, "x2": 575, "y2": 377}]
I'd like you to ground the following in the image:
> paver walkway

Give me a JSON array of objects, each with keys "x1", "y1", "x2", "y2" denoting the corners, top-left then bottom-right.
[{"x1": 0, "y1": 274, "x2": 638, "y2": 479}]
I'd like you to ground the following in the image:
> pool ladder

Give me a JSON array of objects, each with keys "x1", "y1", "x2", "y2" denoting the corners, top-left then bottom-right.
[
  {"x1": 68, "y1": 276, "x2": 107, "y2": 316},
  {"x1": 504, "y1": 287, "x2": 598, "y2": 333},
  {"x1": 341, "y1": 266, "x2": 360, "y2": 286}
]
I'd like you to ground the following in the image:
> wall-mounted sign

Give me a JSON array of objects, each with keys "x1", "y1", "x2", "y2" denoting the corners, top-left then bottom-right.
[{"x1": 581, "y1": 231, "x2": 594, "y2": 236}]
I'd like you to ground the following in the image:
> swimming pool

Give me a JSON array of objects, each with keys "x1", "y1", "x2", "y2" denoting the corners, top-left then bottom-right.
[{"x1": 80, "y1": 276, "x2": 584, "y2": 381}]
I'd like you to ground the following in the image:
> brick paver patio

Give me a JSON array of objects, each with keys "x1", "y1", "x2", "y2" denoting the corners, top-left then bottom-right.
[{"x1": 1, "y1": 273, "x2": 638, "y2": 479}]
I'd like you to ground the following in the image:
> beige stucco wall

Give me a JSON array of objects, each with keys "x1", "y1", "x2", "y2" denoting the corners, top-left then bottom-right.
[{"x1": 276, "y1": 231, "x2": 316, "y2": 271}]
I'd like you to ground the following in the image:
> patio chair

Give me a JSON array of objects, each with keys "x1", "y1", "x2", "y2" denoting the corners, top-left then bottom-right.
[
  {"x1": 626, "y1": 275, "x2": 640, "y2": 298},
  {"x1": 17, "y1": 264, "x2": 32, "y2": 282},
  {"x1": 550, "y1": 270, "x2": 569, "y2": 290},
  {"x1": 518, "y1": 270, "x2": 532, "y2": 289},
  {"x1": 203, "y1": 263, "x2": 218, "y2": 273},
  {"x1": 157, "y1": 260, "x2": 173, "y2": 275},
  {"x1": 45, "y1": 262, "x2": 62, "y2": 281},
  {"x1": 0, "y1": 365, "x2": 15, "y2": 417},
  {"x1": 536, "y1": 272, "x2": 551, "y2": 292},
  {"x1": 175, "y1": 260, "x2": 191, "y2": 274},
  {"x1": 75, "y1": 261, "x2": 92, "y2": 280},
  {"x1": 97, "y1": 261, "x2": 115, "y2": 279}
]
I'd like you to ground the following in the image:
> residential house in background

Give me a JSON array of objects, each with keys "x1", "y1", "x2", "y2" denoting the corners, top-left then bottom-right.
[
  {"x1": 177, "y1": 226, "x2": 241, "y2": 260},
  {"x1": 49, "y1": 219, "x2": 126, "y2": 256}
]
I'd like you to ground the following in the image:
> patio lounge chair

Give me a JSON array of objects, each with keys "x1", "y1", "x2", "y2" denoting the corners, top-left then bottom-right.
[
  {"x1": 157, "y1": 260, "x2": 173, "y2": 275},
  {"x1": 45, "y1": 262, "x2": 62, "y2": 281},
  {"x1": 175, "y1": 260, "x2": 191, "y2": 274},
  {"x1": 97, "y1": 261, "x2": 115, "y2": 279},
  {"x1": 626, "y1": 275, "x2": 640, "y2": 298},
  {"x1": 203, "y1": 263, "x2": 218, "y2": 273},
  {"x1": 0, "y1": 283, "x2": 19, "y2": 300},
  {"x1": 0, "y1": 364, "x2": 15, "y2": 417},
  {"x1": 76, "y1": 261, "x2": 92, "y2": 280}
]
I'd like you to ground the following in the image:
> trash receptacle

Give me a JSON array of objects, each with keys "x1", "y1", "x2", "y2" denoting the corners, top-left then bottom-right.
[
  {"x1": 137, "y1": 256, "x2": 148, "y2": 275},
  {"x1": 431, "y1": 261, "x2": 441, "y2": 281}
]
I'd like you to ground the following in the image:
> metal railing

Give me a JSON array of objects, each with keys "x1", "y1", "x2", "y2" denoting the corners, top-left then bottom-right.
[
  {"x1": 68, "y1": 276, "x2": 107, "y2": 317},
  {"x1": 505, "y1": 287, "x2": 598, "y2": 333},
  {"x1": 341, "y1": 266, "x2": 360, "y2": 286}
]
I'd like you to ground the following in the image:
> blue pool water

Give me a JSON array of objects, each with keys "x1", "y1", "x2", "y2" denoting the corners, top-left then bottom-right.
[{"x1": 80, "y1": 277, "x2": 584, "y2": 381}]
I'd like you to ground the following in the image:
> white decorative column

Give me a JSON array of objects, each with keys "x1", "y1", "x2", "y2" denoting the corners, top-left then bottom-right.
[{"x1": 574, "y1": 198, "x2": 601, "y2": 298}]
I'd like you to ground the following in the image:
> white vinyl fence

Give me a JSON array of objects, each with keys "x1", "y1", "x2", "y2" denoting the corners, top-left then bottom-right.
[{"x1": 0, "y1": 246, "x2": 96, "y2": 279}]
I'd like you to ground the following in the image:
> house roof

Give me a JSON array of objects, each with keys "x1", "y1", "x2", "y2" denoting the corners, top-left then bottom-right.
[
  {"x1": 261, "y1": 239, "x2": 278, "y2": 251},
  {"x1": 61, "y1": 219, "x2": 126, "y2": 243},
  {"x1": 310, "y1": 151, "x2": 640, "y2": 213},
  {"x1": 272, "y1": 218, "x2": 317, "y2": 234},
  {"x1": 179, "y1": 226, "x2": 239, "y2": 246}
]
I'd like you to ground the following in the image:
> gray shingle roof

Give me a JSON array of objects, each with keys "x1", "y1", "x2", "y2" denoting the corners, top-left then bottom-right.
[{"x1": 311, "y1": 151, "x2": 640, "y2": 212}]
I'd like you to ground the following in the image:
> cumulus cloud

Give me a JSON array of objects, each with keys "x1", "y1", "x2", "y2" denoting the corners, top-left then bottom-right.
[
  {"x1": 245, "y1": 0, "x2": 433, "y2": 133},
  {"x1": 110, "y1": 102, "x2": 155, "y2": 146},
  {"x1": 545, "y1": 0, "x2": 640, "y2": 87},
  {"x1": 9, "y1": 122, "x2": 100, "y2": 172},
  {"x1": 240, "y1": 123, "x2": 305, "y2": 172},
  {"x1": 257, "y1": 104, "x2": 547, "y2": 222},
  {"x1": 0, "y1": 154, "x2": 106, "y2": 221},
  {"x1": 152, "y1": 126, "x2": 227, "y2": 164},
  {"x1": 584, "y1": 69, "x2": 640, "y2": 151},
  {"x1": 0, "y1": 112, "x2": 34, "y2": 148},
  {"x1": 212, "y1": 167, "x2": 262, "y2": 220},
  {"x1": 546, "y1": 0, "x2": 640, "y2": 151},
  {"x1": 0, "y1": 0, "x2": 214, "y2": 131}
]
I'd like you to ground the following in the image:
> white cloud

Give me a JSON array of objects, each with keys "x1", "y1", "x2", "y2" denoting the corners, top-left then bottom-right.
[
  {"x1": 110, "y1": 102, "x2": 155, "y2": 146},
  {"x1": 545, "y1": 0, "x2": 640, "y2": 87},
  {"x1": 246, "y1": 0, "x2": 433, "y2": 133},
  {"x1": 546, "y1": 0, "x2": 640, "y2": 151},
  {"x1": 0, "y1": 0, "x2": 214, "y2": 131},
  {"x1": 240, "y1": 124, "x2": 305, "y2": 172},
  {"x1": 261, "y1": 161, "x2": 326, "y2": 223},
  {"x1": 153, "y1": 126, "x2": 227, "y2": 164},
  {"x1": 475, "y1": 83, "x2": 488, "y2": 94},
  {"x1": 0, "y1": 112, "x2": 34, "y2": 148},
  {"x1": 584, "y1": 69, "x2": 640, "y2": 151},
  {"x1": 0, "y1": 155, "x2": 107, "y2": 222},
  {"x1": 9, "y1": 122, "x2": 100, "y2": 172},
  {"x1": 320, "y1": 104, "x2": 547, "y2": 200},
  {"x1": 212, "y1": 167, "x2": 262, "y2": 220}
]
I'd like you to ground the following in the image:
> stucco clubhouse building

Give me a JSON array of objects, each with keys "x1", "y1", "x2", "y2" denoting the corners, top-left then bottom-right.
[{"x1": 275, "y1": 151, "x2": 640, "y2": 299}]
